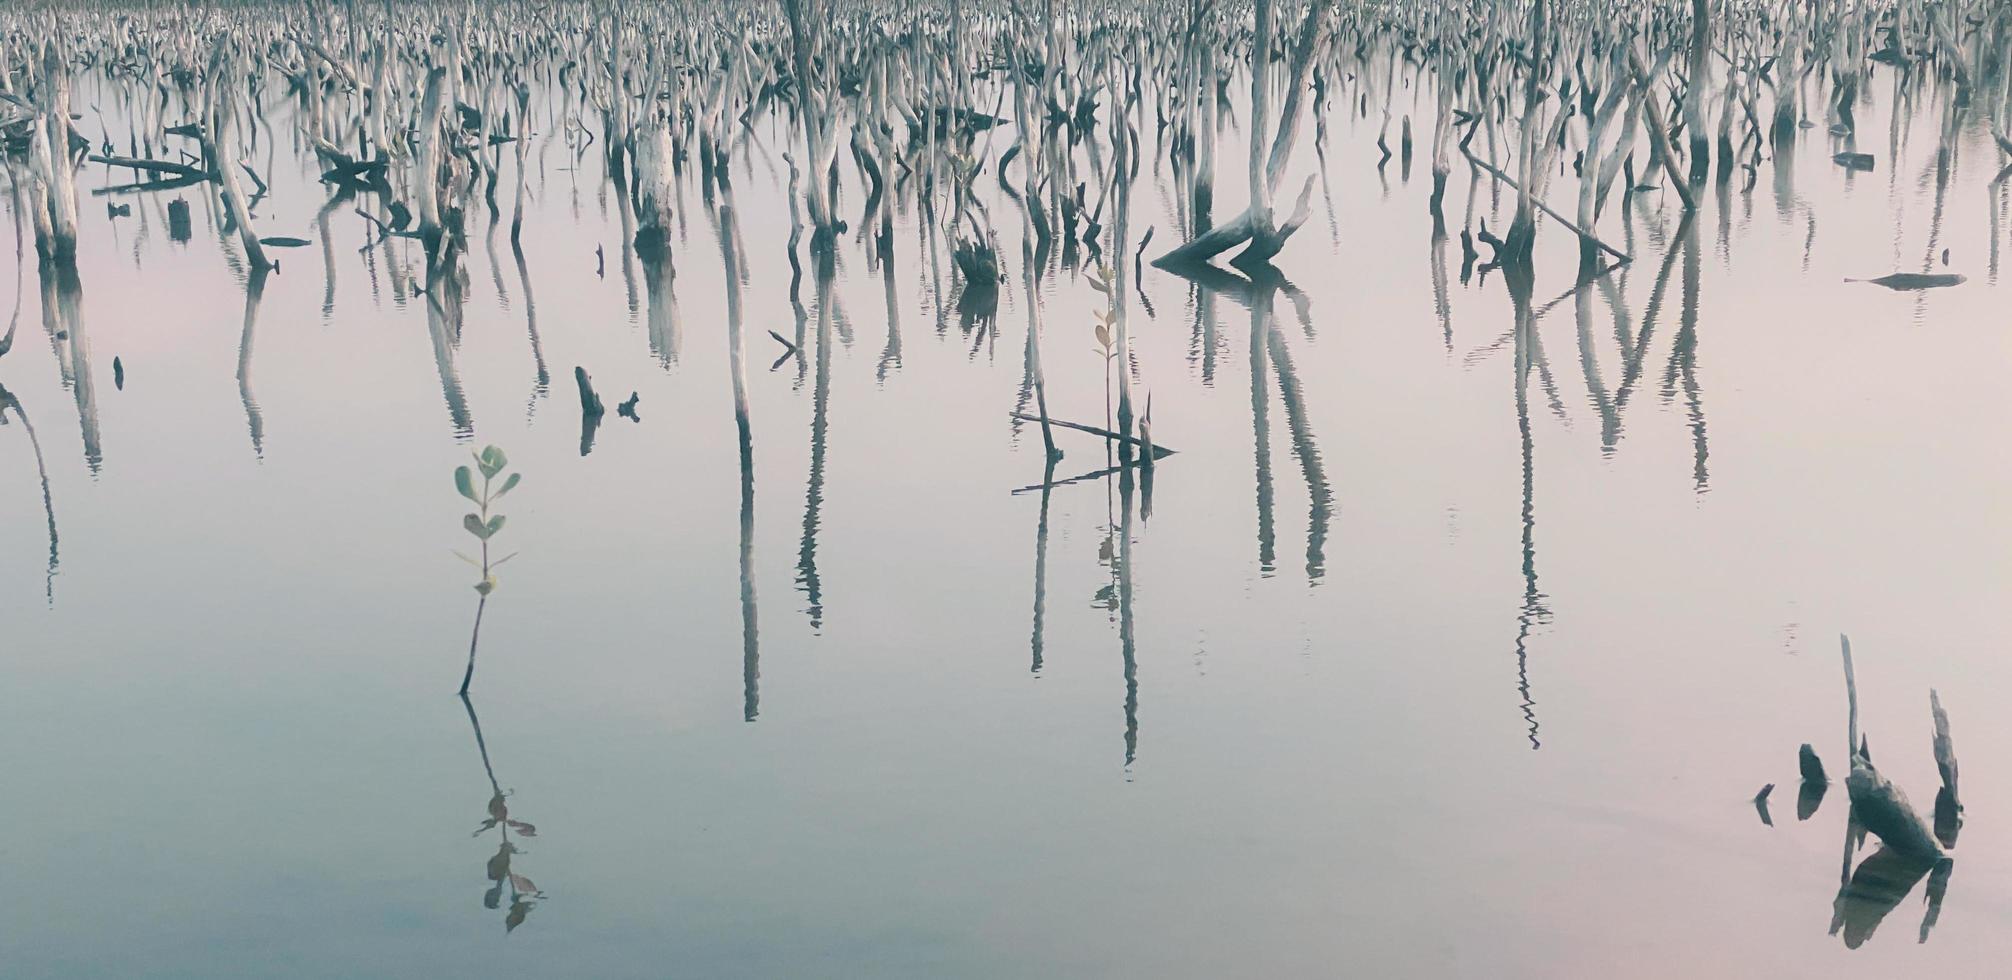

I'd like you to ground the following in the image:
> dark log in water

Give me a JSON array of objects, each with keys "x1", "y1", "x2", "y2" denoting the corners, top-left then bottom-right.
[{"x1": 1847, "y1": 273, "x2": 1965, "y2": 289}]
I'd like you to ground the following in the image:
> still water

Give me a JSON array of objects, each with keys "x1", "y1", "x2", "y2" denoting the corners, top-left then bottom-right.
[{"x1": 4, "y1": 56, "x2": 2012, "y2": 979}]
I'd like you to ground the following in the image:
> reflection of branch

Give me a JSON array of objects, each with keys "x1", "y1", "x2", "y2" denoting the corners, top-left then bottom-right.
[
  {"x1": 1011, "y1": 456, "x2": 1153, "y2": 495},
  {"x1": 1028, "y1": 459, "x2": 1055, "y2": 672},
  {"x1": 236, "y1": 267, "x2": 270, "y2": 458},
  {"x1": 797, "y1": 268, "x2": 834, "y2": 631},
  {"x1": 1267, "y1": 326, "x2": 1331, "y2": 581},
  {"x1": 511, "y1": 238, "x2": 550, "y2": 409},
  {"x1": 0, "y1": 383, "x2": 59, "y2": 603},
  {"x1": 1008, "y1": 412, "x2": 1172, "y2": 455},
  {"x1": 1509, "y1": 269, "x2": 1548, "y2": 750},
  {"x1": 1116, "y1": 462, "x2": 1140, "y2": 767},
  {"x1": 717, "y1": 193, "x2": 761, "y2": 722},
  {"x1": 423, "y1": 278, "x2": 474, "y2": 438},
  {"x1": 1659, "y1": 222, "x2": 1708, "y2": 491},
  {"x1": 39, "y1": 261, "x2": 100, "y2": 472}
]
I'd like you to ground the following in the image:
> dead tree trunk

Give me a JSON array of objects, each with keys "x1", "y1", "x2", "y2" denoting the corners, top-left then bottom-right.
[{"x1": 1156, "y1": 0, "x2": 1330, "y2": 268}]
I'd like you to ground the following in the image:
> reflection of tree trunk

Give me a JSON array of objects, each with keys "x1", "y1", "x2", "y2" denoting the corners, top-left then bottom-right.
[
  {"x1": 1117, "y1": 458, "x2": 1139, "y2": 767},
  {"x1": 877, "y1": 241, "x2": 902, "y2": 382},
  {"x1": 1661, "y1": 221, "x2": 1708, "y2": 491},
  {"x1": 615, "y1": 167, "x2": 639, "y2": 318},
  {"x1": 717, "y1": 191, "x2": 761, "y2": 721},
  {"x1": 1249, "y1": 290, "x2": 1276, "y2": 573},
  {"x1": 1508, "y1": 265, "x2": 1545, "y2": 750},
  {"x1": 236, "y1": 267, "x2": 271, "y2": 457},
  {"x1": 1429, "y1": 222, "x2": 1453, "y2": 351},
  {"x1": 797, "y1": 268, "x2": 833, "y2": 630},
  {"x1": 39, "y1": 260, "x2": 99, "y2": 471},
  {"x1": 1267, "y1": 327, "x2": 1330, "y2": 581},
  {"x1": 511, "y1": 239, "x2": 549, "y2": 402},
  {"x1": 1573, "y1": 280, "x2": 1620, "y2": 452},
  {"x1": 1832, "y1": 845, "x2": 1937, "y2": 949},
  {"x1": 643, "y1": 252, "x2": 679, "y2": 367},
  {"x1": 1011, "y1": 197, "x2": 1058, "y2": 459},
  {"x1": 424, "y1": 270, "x2": 474, "y2": 437},
  {"x1": 317, "y1": 187, "x2": 352, "y2": 318}
]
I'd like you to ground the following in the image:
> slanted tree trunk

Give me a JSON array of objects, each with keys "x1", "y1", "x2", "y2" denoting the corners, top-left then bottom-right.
[{"x1": 781, "y1": 0, "x2": 836, "y2": 249}]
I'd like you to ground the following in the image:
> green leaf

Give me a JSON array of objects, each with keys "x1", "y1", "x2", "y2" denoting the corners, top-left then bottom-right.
[
  {"x1": 485, "y1": 514, "x2": 507, "y2": 538},
  {"x1": 477, "y1": 445, "x2": 509, "y2": 479},
  {"x1": 493, "y1": 472, "x2": 522, "y2": 499},
  {"x1": 465, "y1": 513, "x2": 492, "y2": 539},
  {"x1": 455, "y1": 466, "x2": 479, "y2": 503}
]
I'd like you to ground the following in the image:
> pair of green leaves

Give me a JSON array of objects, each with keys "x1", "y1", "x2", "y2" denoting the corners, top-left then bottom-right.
[
  {"x1": 464, "y1": 512, "x2": 507, "y2": 540},
  {"x1": 454, "y1": 461, "x2": 521, "y2": 505}
]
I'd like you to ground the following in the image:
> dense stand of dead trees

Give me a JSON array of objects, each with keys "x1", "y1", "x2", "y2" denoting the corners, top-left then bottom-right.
[
  {"x1": 0, "y1": 0, "x2": 2005, "y2": 481},
  {"x1": 4, "y1": 0, "x2": 2006, "y2": 283}
]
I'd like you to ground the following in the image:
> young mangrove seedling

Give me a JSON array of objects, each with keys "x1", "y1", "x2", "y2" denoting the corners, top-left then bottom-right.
[
  {"x1": 1089, "y1": 263, "x2": 1118, "y2": 436},
  {"x1": 454, "y1": 445, "x2": 520, "y2": 695}
]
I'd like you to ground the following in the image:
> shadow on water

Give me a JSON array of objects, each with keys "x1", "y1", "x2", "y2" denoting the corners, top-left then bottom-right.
[{"x1": 461, "y1": 695, "x2": 546, "y2": 933}]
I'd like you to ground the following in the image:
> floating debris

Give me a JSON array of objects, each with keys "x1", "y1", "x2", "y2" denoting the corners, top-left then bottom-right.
[{"x1": 1846, "y1": 273, "x2": 1965, "y2": 290}]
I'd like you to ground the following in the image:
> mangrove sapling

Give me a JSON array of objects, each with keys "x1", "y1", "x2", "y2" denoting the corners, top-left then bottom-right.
[{"x1": 454, "y1": 445, "x2": 521, "y2": 696}]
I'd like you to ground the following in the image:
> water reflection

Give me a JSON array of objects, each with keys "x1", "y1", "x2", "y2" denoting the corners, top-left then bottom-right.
[
  {"x1": 1831, "y1": 843, "x2": 1949, "y2": 950},
  {"x1": 461, "y1": 695, "x2": 546, "y2": 933},
  {"x1": 797, "y1": 261, "x2": 835, "y2": 633},
  {"x1": 5, "y1": 5, "x2": 2010, "y2": 969},
  {"x1": 711, "y1": 178, "x2": 762, "y2": 721},
  {"x1": 236, "y1": 267, "x2": 270, "y2": 458},
  {"x1": 37, "y1": 259, "x2": 98, "y2": 471},
  {"x1": 1506, "y1": 265, "x2": 1549, "y2": 750},
  {"x1": 424, "y1": 268, "x2": 475, "y2": 439},
  {"x1": 1161, "y1": 260, "x2": 1329, "y2": 584},
  {"x1": 0, "y1": 380, "x2": 59, "y2": 602}
]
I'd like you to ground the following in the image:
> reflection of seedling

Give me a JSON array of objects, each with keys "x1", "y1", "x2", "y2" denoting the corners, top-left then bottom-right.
[
  {"x1": 454, "y1": 445, "x2": 520, "y2": 695},
  {"x1": 478, "y1": 792, "x2": 542, "y2": 932},
  {"x1": 463, "y1": 695, "x2": 544, "y2": 933}
]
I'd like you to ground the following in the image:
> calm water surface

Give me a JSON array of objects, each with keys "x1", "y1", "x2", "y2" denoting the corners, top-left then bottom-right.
[{"x1": 4, "y1": 61, "x2": 2011, "y2": 978}]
